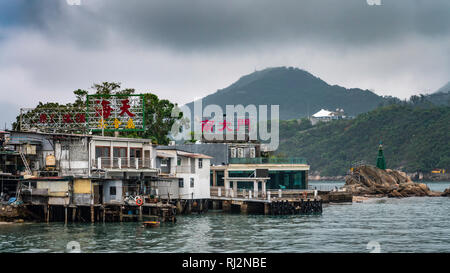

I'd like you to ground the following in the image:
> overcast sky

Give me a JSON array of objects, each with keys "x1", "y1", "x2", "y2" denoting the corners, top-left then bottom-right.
[{"x1": 0, "y1": 0, "x2": 449, "y2": 128}]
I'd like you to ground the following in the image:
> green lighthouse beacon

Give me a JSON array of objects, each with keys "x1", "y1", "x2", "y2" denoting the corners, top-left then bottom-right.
[{"x1": 376, "y1": 141, "x2": 386, "y2": 170}]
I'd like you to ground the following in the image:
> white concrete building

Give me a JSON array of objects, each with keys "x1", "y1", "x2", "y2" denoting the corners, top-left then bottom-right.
[
  {"x1": 310, "y1": 108, "x2": 347, "y2": 125},
  {"x1": 155, "y1": 148, "x2": 212, "y2": 200},
  {"x1": 89, "y1": 135, "x2": 158, "y2": 179},
  {"x1": 6, "y1": 131, "x2": 159, "y2": 179}
]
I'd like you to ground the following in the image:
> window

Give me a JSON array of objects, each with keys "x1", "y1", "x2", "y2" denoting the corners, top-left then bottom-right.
[
  {"x1": 190, "y1": 178, "x2": 194, "y2": 188},
  {"x1": 178, "y1": 178, "x2": 184, "y2": 188},
  {"x1": 237, "y1": 148, "x2": 244, "y2": 158},
  {"x1": 161, "y1": 158, "x2": 169, "y2": 167},
  {"x1": 95, "y1": 146, "x2": 110, "y2": 158},
  {"x1": 113, "y1": 147, "x2": 127, "y2": 158},
  {"x1": 230, "y1": 148, "x2": 236, "y2": 158},
  {"x1": 110, "y1": 186, "x2": 116, "y2": 196},
  {"x1": 130, "y1": 148, "x2": 142, "y2": 158},
  {"x1": 177, "y1": 157, "x2": 181, "y2": 166},
  {"x1": 198, "y1": 158, "x2": 203, "y2": 169},
  {"x1": 249, "y1": 148, "x2": 256, "y2": 158}
]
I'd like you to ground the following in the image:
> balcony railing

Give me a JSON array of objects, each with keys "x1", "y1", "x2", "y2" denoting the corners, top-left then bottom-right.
[
  {"x1": 229, "y1": 157, "x2": 307, "y2": 165},
  {"x1": 210, "y1": 186, "x2": 315, "y2": 200},
  {"x1": 92, "y1": 157, "x2": 152, "y2": 169},
  {"x1": 176, "y1": 166, "x2": 193, "y2": 173},
  {"x1": 210, "y1": 186, "x2": 268, "y2": 200}
]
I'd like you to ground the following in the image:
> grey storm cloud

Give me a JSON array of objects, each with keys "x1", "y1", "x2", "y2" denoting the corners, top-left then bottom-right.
[
  {"x1": 13, "y1": 0, "x2": 450, "y2": 51},
  {"x1": 0, "y1": 0, "x2": 449, "y2": 129}
]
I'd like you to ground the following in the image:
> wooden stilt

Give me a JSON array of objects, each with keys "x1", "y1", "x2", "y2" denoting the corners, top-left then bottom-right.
[
  {"x1": 64, "y1": 206, "x2": 68, "y2": 225},
  {"x1": 43, "y1": 205, "x2": 47, "y2": 223},
  {"x1": 46, "y1": 205, "x2": 50, "y2": 223},
  {"x1": 240, "y1": 202, "x2": 248, "y2": 214},
  {"x1": 102, "y1": 207, "x2": 106, "y2": 223},
  {"x1": 264, "y1": 203, "x2": 270, "y2": 215},
  {"x1": 90, "y1": 205, "x2": 94, "y2": 223},
  {"x1": 199, "y1": 199, "x2": 203, "y2": 214},
  {"x1": 139, "y1": 206, "x2": 143, "y2": 222},
  {"x1": 72, "y1": 208, "x2": 76, "y2": 222}
]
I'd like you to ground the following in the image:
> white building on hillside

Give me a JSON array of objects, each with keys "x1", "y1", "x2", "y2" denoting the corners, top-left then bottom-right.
[{"x1": 310, "y1": 108, "x2": 346, "y2": 125}]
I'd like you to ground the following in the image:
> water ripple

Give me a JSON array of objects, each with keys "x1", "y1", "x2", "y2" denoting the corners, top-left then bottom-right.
[{"x1": 0, "y1": 182, "x2": 449, "y2": 253}]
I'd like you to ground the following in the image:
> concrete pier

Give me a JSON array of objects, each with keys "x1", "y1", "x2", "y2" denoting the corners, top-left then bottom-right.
[{"x1": 208, "y1": 197, "x2": 322, "y2": 215}]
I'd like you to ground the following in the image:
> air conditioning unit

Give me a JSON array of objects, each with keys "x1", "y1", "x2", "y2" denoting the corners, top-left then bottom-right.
[
  {"x1": 249, "y1": 148, "x2": 256, "y2": 158},
  {"x1": 237, "y1": 148, "x2": 244, "y2": 158},
  {"x1": 230, "y1": 148, "x2": 237, "y2": 158}
]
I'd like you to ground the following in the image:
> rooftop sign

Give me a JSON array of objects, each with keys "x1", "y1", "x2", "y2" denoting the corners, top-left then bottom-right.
[
  {"x1": 86, "y1": 94, "x2": 145, "y2": 132},
  {"x1": 19, "y1": 94, "x2": 145, "y2": 133}
]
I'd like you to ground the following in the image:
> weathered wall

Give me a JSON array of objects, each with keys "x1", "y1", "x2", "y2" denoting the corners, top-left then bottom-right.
[
  {"x1": 73, "y1": 193, "x2": 91, "y2": 205},
  {"x1": 151, "y1": 179, "x2": 179, "y2": 199},
  {"x1": 55, "y1": 137, "x2": 90, "y2": 177},
  {"x1": 73, "y1": 179, "x2": 92, "y2": 194},
  {"x1": 177, "y1": 158, "x2": 211, "y2": 199},
  {"x1": 36, "y1": 180, "x2": 70, "y2": 205},
  {"x1": 37, "y1": 181, "x2": 69, "y2": 193},
  {"x1": 102, "y1": 180, "x2": 123, "y2": 203}
]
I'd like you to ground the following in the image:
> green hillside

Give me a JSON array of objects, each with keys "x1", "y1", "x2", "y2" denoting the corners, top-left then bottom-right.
[
  {"x1": 277, "y1": 104, "x2": 450, "y2": 176},
  {"x1": 186, "y1": 67, "x2": 389, "y2": 120},
  {"x1": 425, "y1": 91, "x2": 450, "y2": 106},
  {"x1": 419, "y1": 81, "x2": 450, "y2": 106}
]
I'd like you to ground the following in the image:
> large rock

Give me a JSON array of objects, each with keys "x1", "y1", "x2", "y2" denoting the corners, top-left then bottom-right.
[
  {"x1": 442, "y1": 188, "x2": 450, "y2": 197},
  {"x1": 0, "y1": 204, "x2": 29, "y2": 221},
  {"x1": 343, "y1": 165, "x2": 437, "y2": 198}
]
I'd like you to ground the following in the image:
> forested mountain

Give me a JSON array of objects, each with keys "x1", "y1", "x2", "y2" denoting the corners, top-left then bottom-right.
[
  {"x1": 277, "y1": 104, "x2": 450, "y2": 176},
  {"x1": 186, "y1": 67, "x2": 390, "y2": 120}
]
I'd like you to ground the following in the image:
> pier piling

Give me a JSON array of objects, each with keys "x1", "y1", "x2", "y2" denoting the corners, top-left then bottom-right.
[
  {"x1": 90, "y1": 206, "x2": 94, "y2": 223},
  {"x1": 72, "y1": 208, "x2": 76, "y2": 222}
]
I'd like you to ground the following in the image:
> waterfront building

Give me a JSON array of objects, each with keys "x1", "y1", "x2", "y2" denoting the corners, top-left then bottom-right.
[
  {"x1": 0, "y1": 130, "x2": 180, "y2": 222},
  {"x1": 155, "y1": 146, "x2": 212, "y2": 200},
  {"x1": 4, "y1": 131, "x2": 161, "y2": 205},
  {"x1": 1, "y1": 131, "x2": 25, "y2": 201},
  {"x1": 174, "y1": 142, "x2": 310, "y2": 198}
]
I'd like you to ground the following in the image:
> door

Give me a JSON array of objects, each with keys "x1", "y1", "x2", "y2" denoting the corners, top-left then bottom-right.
[
  {"x1": 130, "y1": 148, "x2": 143, "y2": 168},
  {"x1": 144, "y1": 150, "x2": 150, "y2": 168},
  {"x1": 95, "y1": 146, "x2": 110, "y2": 168},
  {"x1": 93, "y1": 184, "x2": 101, "y2": 204}
]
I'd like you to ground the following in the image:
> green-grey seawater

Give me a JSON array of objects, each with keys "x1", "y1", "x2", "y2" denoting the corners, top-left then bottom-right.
[{"x1": 0, "y1": 181, "x2": 449, "y2": 253}]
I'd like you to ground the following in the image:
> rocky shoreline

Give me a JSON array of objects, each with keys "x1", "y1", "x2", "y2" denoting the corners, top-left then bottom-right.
[
  {"x1": 308, "y1": 175, "x2": 345, "y2": 181},
  {"x1": 342, "y1": 165, "x2": 447, "y2": 198}
]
